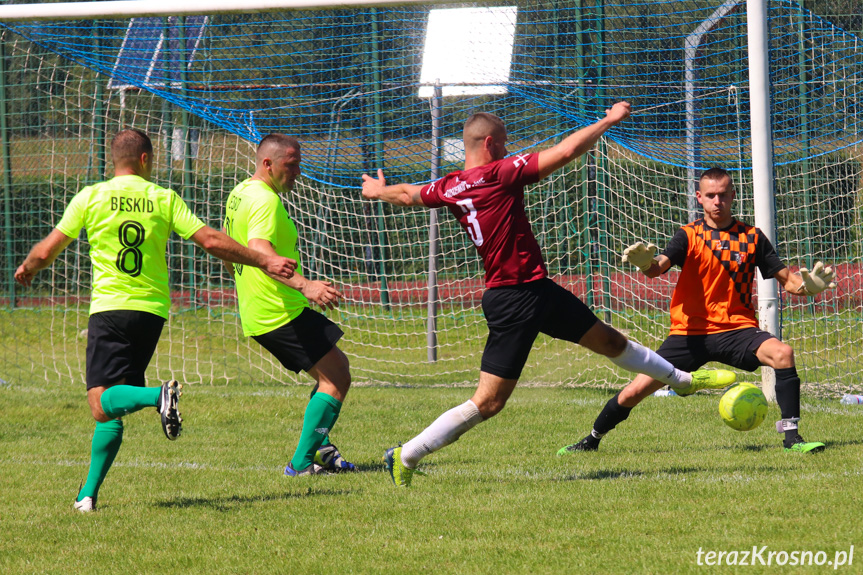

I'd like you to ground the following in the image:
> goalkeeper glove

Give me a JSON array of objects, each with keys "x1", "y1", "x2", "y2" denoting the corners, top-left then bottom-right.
[
  {"x1": 622, "y1": 242, "x2": 658, "y2": 272},
  {"x1": 797, "y1": 261, "x2": 837, "y2": 296}
]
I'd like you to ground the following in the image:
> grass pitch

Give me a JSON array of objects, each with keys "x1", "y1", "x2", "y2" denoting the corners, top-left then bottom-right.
[{"x1": 2, "y1": 381, "x2": 862, "y2": 574}]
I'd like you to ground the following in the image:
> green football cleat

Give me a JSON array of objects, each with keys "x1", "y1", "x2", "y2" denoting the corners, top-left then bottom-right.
[
  {"x1": 785, "y1": 442, "x2": 826, "y2": 453},
  {"x1": 384, "y1": 446, "x2": 415, "y2": 487},
  {"x1": 784, "y1": 436, "x2": 826, "y2": 453},
  {"x1": 675, "y1": 369, "x2": 737, "y2": 396},
  {"x1": 557, "y1": 436, "x2": 599, "y2": 455}
]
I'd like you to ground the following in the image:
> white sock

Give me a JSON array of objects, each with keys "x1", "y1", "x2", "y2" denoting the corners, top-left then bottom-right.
[
  {"x1": 401, "y1": 400, "x2": 483, "y2": 468},
  {"x1": 609, "y1": 340, "x2": 691, "y2": 388}
]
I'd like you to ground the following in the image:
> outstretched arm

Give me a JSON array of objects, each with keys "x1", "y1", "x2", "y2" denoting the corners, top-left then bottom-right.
[
  {"x1": 775, "y1": 262, "x2": 837, "y2": 297},
  {"x1": 621, "y1": 241, "x2": 671, "y2": 279},
  {"x1": 191, "y1": 226, "x2": 297, "y2": 279},
  {"x1": 537, "y1": 101, "x2": 631, "y2": 180},
  {"x1": 15, "y1": 228, "x2": 75, "y2": 286},
  {"x1": 361, "y1": 169, "x2": 426, "y2": 207}
]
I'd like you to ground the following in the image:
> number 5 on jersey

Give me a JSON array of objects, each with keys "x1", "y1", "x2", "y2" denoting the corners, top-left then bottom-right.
[{"x1": 456, "y1": 198, "x2": 484, "y2": 247}]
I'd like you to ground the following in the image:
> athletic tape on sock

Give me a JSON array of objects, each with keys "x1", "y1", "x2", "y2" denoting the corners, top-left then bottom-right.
[{"x1": 776, "y1": 417, "x2": 800, "y2": 433}]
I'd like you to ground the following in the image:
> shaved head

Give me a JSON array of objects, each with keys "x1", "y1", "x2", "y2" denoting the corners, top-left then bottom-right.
[
  {"x1": 463, "y1": 112, "x2": 506, "y2": 153},
  {"x1": 256, "y1": 133, "x2": 300, "y2": 166},
  {"x1": 111, "y1": 129, "x2": 152, "y2": 169},
  {"x1": 254, "y1": 133, "x2": 302, "y2": 194},
  {"x1": 699, "y1": 167, "x2": 733, "y2": 189}
]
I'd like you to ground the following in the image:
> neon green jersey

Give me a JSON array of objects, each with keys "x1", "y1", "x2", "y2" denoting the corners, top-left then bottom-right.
[
  {"x1": 55, "y1": 175, "x2": 205, "y2": 318},
  {"x1": 224, "y1": 178, "x2": 308, "y2": 336}
]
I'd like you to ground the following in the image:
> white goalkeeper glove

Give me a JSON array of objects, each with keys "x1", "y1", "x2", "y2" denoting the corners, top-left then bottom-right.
[
  {"x1": 797, "y1": 261, "x2": 837, "y2": 296},
  {"x1": 622, "y1": 242, "x2": 658, "y2": 272}
]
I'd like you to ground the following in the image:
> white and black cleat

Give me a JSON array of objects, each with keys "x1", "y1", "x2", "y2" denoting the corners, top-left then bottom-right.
[
  {"x1": 73, "y1": 496, "x2": 96, "y2": 513},
  {"x1": 159, "y1": 379, "x2": 183, "y2": 440}
]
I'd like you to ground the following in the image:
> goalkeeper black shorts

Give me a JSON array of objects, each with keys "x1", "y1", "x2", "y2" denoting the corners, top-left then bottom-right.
[
  {"x1": 480, "y1": 278, "x2": 599, "y2": 380},
  {"x1": 656, "y1": 327, "x2": 776, "y2": 372}
]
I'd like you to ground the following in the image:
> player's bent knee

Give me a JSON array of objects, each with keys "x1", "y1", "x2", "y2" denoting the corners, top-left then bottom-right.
[
  {"x1": 87, "y1": 388, "x2": 111, "y2": 422},
  {"x1": 475, "y1": 397, "x2": 507, "y2": 418},
  {"x1": 580, "y1": 322, "x2": 627, "y2": 356},
  {"x1": 774, "y1": 344, "x2": 795, "y2": 368},
  {"x1": 88, "y1": 402, "x2": 112, "y2": 423},
  {"x1": 608, "y1": 334, "x2": 628, "y2": 357},
  {"x1": 618, "y1": 388, "x2": 647, "y2": 407}
]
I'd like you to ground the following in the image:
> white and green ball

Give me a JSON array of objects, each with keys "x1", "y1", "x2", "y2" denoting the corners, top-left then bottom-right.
[{"x1": 719, "y1": 383, "x2": 767, "y2": 431}]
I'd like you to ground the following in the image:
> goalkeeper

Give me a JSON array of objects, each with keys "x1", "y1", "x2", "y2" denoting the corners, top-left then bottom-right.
[{"x1": 561, "y1": 167, "x2": 835, "y2": 454}]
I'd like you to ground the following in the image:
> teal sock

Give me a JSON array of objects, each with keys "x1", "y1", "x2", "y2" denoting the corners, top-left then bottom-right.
[
  {"x1": 78, "y1": 419, "x2": 124, "y2": 501},
  {"x1": 290, "y1": 392, "x2": 342, "y2": 471},
  {"x1": 100, "y1": 385, "x2": 160, "y2": 419},
  {"x1": 309, "y1": 385, "x2": 331, "y2": 448}
]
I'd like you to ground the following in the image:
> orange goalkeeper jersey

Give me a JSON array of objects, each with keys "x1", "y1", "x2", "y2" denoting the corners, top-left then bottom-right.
[{"x1": 662, "y1": 218, "x2": 785, "y2": 335}]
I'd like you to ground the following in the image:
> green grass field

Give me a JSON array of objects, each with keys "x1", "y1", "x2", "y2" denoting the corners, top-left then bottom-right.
[
  {"x1": 4, "y1": 305, "x2": 862, "y2": 395},
  {"x1": 2, "y1": 380, "x2": 862, "y2": 574}
]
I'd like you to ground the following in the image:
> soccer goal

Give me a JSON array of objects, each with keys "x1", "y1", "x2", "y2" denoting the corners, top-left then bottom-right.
[{"x1": 0, "y1": 0, "x2": 861, "y2": 395}]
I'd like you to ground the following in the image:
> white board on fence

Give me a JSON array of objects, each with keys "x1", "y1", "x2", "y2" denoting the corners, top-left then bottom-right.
[{"x1": 418, "y1": 6, "x2": 517, "y2": 98}]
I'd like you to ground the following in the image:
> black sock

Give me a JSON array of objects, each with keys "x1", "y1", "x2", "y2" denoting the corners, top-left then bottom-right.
[
  {"x1": 775, "y1": 367, "x2": 802, "y2": 446},
  {"x1": 592, "y1": 392, "x2": 634, "y2": 439},
  {"x1": 774, "y1": 367, "x2": 801, "y2": 419}
]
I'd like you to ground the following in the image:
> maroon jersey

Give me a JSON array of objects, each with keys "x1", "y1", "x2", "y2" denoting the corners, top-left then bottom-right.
[{"x1": 420, "y1": 152, "x2": 547, "y2": 288}]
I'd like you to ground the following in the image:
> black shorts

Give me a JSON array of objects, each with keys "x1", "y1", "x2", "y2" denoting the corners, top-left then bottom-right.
[
  {"x1": 252, "y1": 308, "x2": 344, "y2": 373},
  {"x1": 86, "y1": 310, "x2": 165, "y2": 390},
  {"x1": 480, "y1": 278, "x2": 599, "y2": 380},
  {"x1": 655, "y1": 327, "x2": 776, "y2": 373}
]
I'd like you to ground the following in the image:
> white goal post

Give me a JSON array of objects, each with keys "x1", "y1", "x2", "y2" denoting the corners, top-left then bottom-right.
[
  {"x1": 1, "y1": 0, "x2": 856, "y2": 397},
  {"x1": 0, "y1": 0, "x2": 465, "y2": 21}
]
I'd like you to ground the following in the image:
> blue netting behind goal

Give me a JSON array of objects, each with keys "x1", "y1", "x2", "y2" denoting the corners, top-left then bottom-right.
[{"x1": 4, "y1": 0, "x2": 862, "y2": 185}]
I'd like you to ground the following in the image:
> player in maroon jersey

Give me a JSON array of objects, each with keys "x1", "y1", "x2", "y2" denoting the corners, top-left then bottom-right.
[{"x1": 362, "y1": 102, "x2": 735, "y2": 487}]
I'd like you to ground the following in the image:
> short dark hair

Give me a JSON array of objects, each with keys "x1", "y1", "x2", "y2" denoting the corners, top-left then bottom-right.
[
  {"x1": 700, "y1": 167, "x2": 732, "y2": 184},
  {"x1": 257, "y1": 133, "x2": 300, "y2": 155},
  {"x1": 463, "y1": 112, "x2": 506, "y2": 151},
  {"x1": 111, "y1": 129, "x2": 153, "y2": 165}
]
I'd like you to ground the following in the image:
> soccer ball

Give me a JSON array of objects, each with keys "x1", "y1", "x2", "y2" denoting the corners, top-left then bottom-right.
[{"x1": 718, "y1": 383, "x2": 767, "y2": 431}]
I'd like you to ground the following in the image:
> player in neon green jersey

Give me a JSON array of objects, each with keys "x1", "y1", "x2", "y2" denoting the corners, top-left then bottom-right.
[
  {"x1": 15, "y1": 129, "x2": 297, "y2": 512},
  {"x1": 224, "y1": 133, "x2": 356, "y2": 476}
]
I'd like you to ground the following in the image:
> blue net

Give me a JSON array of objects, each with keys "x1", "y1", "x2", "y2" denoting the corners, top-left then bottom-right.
[
  {"x1": 1, "y1": 1, "x2": 862, "y2": 391},
  {"x1": 5, "y1": 0, "x2": 863, "y2": 185}
]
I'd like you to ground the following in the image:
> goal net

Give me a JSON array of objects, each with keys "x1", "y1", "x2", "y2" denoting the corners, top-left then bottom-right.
[{"x1": 0, "y1": 0, "x2": 861, "y2": 395}]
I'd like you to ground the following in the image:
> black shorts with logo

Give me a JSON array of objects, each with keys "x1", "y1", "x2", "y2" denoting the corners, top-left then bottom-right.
[
  {"x1": 480, "y1": 278, "x2": 599, "y2": 380},
  {"x1": 252, "y1": 308, "x2": 344, "y2": 373},
  {"x1": 86, "y1": 310, "x2": 165, "y2": 390},
  {"x1": 655, "y1": 327, "x2": 776, "y2": 372}
]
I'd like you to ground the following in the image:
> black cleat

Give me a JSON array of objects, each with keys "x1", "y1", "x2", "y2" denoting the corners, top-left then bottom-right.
[
  {"x1": 557, "y1": 436, "x2": 599, "y2": 455},
  {"x1": 159, "y1": 380, "x2": 183, "y2": 440},
  {"x1": 314, "y1": 443, "x2": 357, "y2": 472}
]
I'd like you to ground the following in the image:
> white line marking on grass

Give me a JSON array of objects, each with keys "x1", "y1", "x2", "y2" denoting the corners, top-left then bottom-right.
[
  {"x1": 2, "y1": 457, "x2": 279, "y2": 473},
  {"x1": 801, "y1": 402, "x2": 863, "y2": 416}
]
